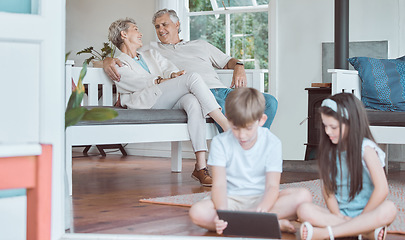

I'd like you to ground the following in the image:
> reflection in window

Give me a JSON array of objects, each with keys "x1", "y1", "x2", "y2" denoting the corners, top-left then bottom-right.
[
  {"x1": 0, "y1": 0, "x2": 38, "y2": 14},
  {"x1": 188, "y1": 1, "x2": 269, "y2": 90},
  {"x1": 231, "y1": 12, "x2": 268, "y2": 70},
  {"x1": 190, "y1": 0, "x2": 269, "y2": 12},
  {"x1": 190, "y1": 15, "x2": 226, "y2": 53}
]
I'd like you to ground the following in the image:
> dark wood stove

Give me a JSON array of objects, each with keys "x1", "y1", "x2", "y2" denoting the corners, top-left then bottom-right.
[{"x1": 304, "y1": 87, "x2": 331, "y2": 160}]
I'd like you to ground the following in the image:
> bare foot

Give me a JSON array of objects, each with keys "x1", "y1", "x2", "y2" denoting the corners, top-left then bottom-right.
[
  {"x1": 300, "y1": 223, "x2": 331, "y2": 240},
  {"x1": 364, "y1": 227, "x2": 386, "y2": 240},
  {"x1": 377, "y1": 228, "x2": 384, "y2": 240},
  {"x1": 301, "y1": 223, "x2": 308, "y2": 240},
  {"x1": 279, "y1": 219, "x2": 296, "y2": 233}
]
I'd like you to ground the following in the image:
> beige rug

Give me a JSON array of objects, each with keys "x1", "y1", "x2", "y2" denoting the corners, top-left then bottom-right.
[{"x1": 140, "y1": 179, "x2": 405, "y2": 234}]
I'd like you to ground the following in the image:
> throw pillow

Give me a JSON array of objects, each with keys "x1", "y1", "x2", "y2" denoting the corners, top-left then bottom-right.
[{"x1": 348, "y1": 56, "x2": 405, "y2": 111}]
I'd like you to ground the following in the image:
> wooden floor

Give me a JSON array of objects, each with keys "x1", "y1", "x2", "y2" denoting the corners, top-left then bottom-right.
[{"x1": 70, "y1": 152, "x2": 405, "y2": 239}]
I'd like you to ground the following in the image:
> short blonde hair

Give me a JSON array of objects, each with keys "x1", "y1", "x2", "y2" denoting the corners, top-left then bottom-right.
[
  {"x1": 225, "y1": 88, "x2": 265, "y2": 127},
  {"x1": 108, "y1": 18, "x2": 137, "y2": 49}
]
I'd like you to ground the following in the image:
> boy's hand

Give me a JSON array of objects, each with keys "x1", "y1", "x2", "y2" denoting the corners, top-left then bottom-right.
[
  {"x1": 214, "y1": 215, "x2": 228, "y2": 235},
  {"x1": 255, "y1": 205, "x2": 269, "y2": 213}
]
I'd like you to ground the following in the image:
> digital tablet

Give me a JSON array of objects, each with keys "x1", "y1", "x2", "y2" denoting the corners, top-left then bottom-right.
[{"x1": 216, "y1": 210, "x2": 281, "y2": 239}]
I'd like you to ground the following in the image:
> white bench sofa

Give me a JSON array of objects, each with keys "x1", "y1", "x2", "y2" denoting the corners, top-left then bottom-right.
[
  {"x1": 329, "y1": 69, "x2": 405, "y2": 174},
  {"x1": 65, "y1": 60, "x2": 267, "y2": 194}
]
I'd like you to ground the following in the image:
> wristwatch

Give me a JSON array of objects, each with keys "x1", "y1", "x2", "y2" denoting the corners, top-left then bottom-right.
[{"x1": 236, "y1": 61, "x2": 244, "y2": 66}]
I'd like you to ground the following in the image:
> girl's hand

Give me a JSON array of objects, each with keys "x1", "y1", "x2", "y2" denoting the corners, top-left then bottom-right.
[
  {"x1": 171, "y1": 70, "x2": 186, "y2": 78},
  {"x1": 214, "y1": 215, "x2": 228, "y2": 235},
  {"x1": 334, "y1": 212, "x2": 350, "y2": 220}
]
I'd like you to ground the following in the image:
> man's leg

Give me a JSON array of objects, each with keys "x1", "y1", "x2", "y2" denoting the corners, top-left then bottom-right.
[
  {"x1": 211, "y1": 88, "x2": 278, "y2": 130},
  {"x1": 262, "y1": 93, "x2": 278, "y2": 129},
  {"x1": 210, "y1": 88, "x2": 232, "y2": 132}
]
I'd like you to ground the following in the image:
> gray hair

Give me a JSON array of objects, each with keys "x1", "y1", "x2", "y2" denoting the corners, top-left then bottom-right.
[
  {"x1": 108, "y1": 18, "x2": 137, "y2": 49},
  {"x1": 152, "y1": 8, "x2": 181, "y2": 33}
]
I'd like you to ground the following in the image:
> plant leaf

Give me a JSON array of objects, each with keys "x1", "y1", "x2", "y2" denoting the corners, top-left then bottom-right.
[
  {"x1": 65, "y1": 107, "x2": 88, "y2": 129},
  {"x1": 77, "y1": 62, "x2": 87, "y2": 87},
  {"x1": 101, "y1": 42, "x2": 112, "y2": 59},
  {"x1": 65, "y1": 51, "x2": 71, "y2": 62},
  {"x1": 85, "y1": 56, "x2": 95, "y2": 65},
  {"x1": 81, "y1": 108, "x2": 118, "y2": 121},
  {"x1": 66, "y1": 89, "x2": 84, "y2": 111},
  {"x1": 66, "y1": 62, "x2": 87, "y2": 110},
  {"x1": 76, "y1": 47, "x2": 94, "y2": 55}
]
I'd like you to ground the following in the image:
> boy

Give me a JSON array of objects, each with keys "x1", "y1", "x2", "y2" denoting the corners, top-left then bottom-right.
[{"x1": 189, "y1": 88, "x2": 311, "y2": 234}]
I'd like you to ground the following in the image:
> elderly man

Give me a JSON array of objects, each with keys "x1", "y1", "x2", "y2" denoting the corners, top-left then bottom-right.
[{"x1": 103, "y1": 9, "x2": 278, "y2": 186}]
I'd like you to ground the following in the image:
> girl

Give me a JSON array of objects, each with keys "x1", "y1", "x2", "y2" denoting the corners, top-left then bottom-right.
[{"x1": 297, "y1": 93, "x2": 397, "y2": 240}]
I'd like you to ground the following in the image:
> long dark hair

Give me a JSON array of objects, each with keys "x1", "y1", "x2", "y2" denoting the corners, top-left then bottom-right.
[{"x1": 317, "y1": 93, "x2": 375, "y2": 200}]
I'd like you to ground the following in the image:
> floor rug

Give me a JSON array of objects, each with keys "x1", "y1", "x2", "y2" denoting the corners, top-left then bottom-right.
[{"x1": 140, "y1": 179, "x2": 405, "y2": 234}]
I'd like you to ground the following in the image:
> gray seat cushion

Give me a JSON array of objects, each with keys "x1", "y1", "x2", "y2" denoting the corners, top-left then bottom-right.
[
  {"x1": 367, "y1": 109, "x2": 405, "y2": 127},
  {"x1": 76, "y1": 107, "x2": 214, "y2": 125}
]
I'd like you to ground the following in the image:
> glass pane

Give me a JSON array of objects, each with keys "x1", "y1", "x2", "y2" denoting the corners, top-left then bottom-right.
[
  {"x1": 257, "y1": 0, "x2": 270, "y2": 5},
  {"x1": 216, "y1": 0, "x2": 269, "y2": 8},
  {"x1": 189, "y1": 14, "x2": 226, "y2": 53},
  {"x1": 189, "y1": 0, "x2": 269, "y2": 12},
  {"x1": 189, "y1": 0, "x2": 213, "y2": 12},
  {"x1": 0, "y1": 0, "x2": 38, "y2": 14},
  {"x1": 230, "y1": 12, "x2": 268, "y2": 70}
]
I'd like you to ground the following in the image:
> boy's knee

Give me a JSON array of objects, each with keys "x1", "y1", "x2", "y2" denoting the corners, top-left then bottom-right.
[
  {"x1": 189, "y1": 204, "x2": 214, "y2": 227},
  {"x1": 295, "y1": 188, "x2": 312, "y2": 204},
  {"x1": 189, "y1": 205, "x2": 201, "y2": 224}
]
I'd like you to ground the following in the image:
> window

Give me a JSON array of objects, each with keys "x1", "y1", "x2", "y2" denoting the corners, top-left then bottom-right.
[
  {"x1": 187, "y1": 0, "x2": 269, "y2": 89},
  {"x1": 0, "y1": 0, "x2": 39, "y2": 14}
]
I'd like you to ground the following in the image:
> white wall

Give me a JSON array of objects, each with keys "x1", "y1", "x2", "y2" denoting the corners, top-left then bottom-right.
[
  {"x1": 66, "y1": 0, "x2": 156, "y2": 65},
  {"x1": 270, "y1": 0, "x2": 405, "y2": 160},
  {"x1": 65, "y1": 0, "x2": 405, "y2": 161}
]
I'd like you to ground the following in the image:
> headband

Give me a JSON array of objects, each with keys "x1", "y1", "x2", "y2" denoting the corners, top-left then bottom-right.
[{"x1": 321, "y1": 99, "x2": 349, "y2": 119}]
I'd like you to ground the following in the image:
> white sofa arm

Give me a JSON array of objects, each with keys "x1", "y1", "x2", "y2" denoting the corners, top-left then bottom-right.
[
  {"x1": 328, "y1": 69, "x2": 361, "y2": 99},
  {"x1": 215, "y1": 69, "x2": 267, "y2": 92}
]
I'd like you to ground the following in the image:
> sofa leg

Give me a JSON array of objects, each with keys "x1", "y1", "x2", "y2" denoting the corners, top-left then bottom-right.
[
  {"x1": 66, "y1": 144, "x2": 73, "y2": 195},
  {"x1": 171, "y1": 141, "x2": 182, "y2": 172}
]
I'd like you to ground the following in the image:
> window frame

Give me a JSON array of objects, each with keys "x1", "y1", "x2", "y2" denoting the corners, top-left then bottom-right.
[{"x1": 186, "y1": 4, "x2": 268, "y2": 56}]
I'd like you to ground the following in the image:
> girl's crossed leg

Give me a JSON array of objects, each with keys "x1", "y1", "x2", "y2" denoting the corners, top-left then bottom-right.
[{"x1": 297, "y1": 200, "x2": 397, "y2": 239}]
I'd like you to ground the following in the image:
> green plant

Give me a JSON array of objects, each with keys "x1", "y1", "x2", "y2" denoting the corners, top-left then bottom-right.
[
  {"x1": 76, "y1": 42, "x2": 116, "y2": 65},
  {"x1": 65, "y1": 62, "x2": 118, "y2": 128}
]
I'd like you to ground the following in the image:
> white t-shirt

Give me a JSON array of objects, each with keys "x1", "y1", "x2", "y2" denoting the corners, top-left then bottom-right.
[
  {"x1": 208, "y1": 127, "x2": 283, "y2": 196},
  {"x1": 148, "y1": 40, "x2": 232, "y2": 89}
]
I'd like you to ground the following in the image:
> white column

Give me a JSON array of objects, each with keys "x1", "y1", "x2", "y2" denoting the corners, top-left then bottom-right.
[{"x1": 268, "y1": 0, "x2": 278, "y2": 98}]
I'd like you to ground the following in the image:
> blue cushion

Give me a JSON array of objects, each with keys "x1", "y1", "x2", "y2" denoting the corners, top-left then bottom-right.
[{"x1": 348, "y1": 56, "x2": 405, "y2": 111}]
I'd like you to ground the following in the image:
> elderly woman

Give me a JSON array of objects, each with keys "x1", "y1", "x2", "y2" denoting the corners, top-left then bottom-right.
[{"x1": 108, "y1": 18, "x2": 229, "y2": 187}]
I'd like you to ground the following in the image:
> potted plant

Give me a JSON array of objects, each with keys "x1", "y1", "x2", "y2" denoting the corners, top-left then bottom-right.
[{"x1": 76, "y1": 42, "x2": 116, "y2": 67}]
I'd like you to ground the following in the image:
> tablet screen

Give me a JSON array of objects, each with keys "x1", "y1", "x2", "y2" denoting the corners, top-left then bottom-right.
[{"x1": 216, "y1": 210, "x2": 281, "y2": 239}]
